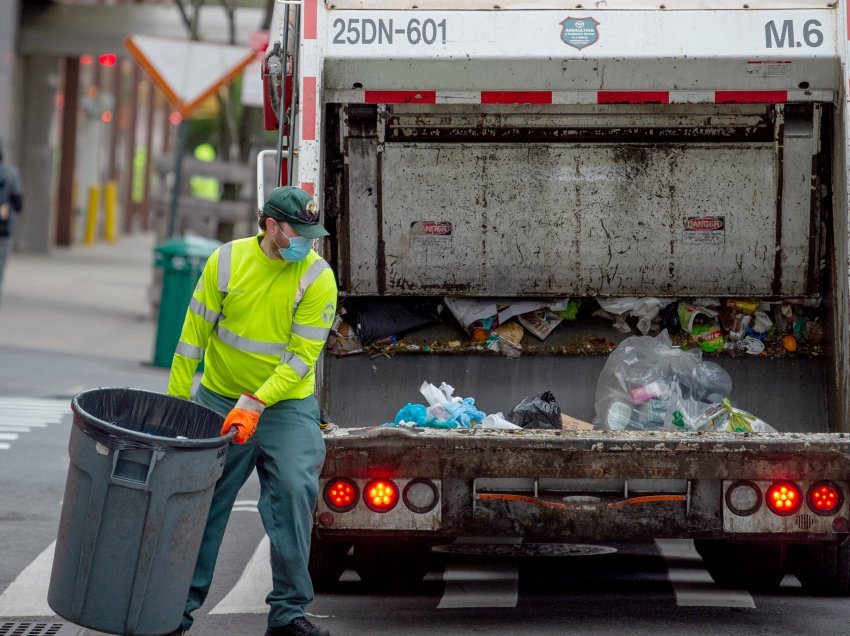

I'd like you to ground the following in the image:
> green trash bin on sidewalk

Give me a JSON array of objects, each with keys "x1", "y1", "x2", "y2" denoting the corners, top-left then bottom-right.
[
  {"x1": 47, "y1": 387, "x2": 233, "y2": 636},
  {"x1": 153, "y1": 236, "x2": 221, "y2": 368}
]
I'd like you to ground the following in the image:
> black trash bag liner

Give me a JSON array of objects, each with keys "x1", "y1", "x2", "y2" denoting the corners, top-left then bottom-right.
[
  {"x1": 342, "y1": 297, "x2": 442, "y2": 344},
  {"x1": 659, "y1": 302, "x2": 681, "y2": 336},
  {"x1": 506, "y1": 391, "x2": 562, "y2": 430},
  {"x1": 73, "y1": 387, "x2": 228, "y2": 451}
]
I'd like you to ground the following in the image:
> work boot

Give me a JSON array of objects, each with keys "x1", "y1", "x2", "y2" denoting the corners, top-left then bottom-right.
[{"x1": 265, "y1": 616, "x2": 331, "y2": 636}]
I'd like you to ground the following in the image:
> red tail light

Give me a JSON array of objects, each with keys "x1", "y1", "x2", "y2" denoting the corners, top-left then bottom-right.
[
  {"x1": 765, "y1": 481, "x2": 803, "y2": 516},
  {"x1": 323, "y1": 478, "x2": 359, "y2": 513},
  {"x1": 807, "y1": 481, "x2": 844, "y2": 516},
  {"x1": 364, "y1": 479, "x2": 399, "y2": 512}
]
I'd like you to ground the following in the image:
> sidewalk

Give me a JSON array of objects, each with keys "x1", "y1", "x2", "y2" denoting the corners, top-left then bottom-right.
[{"x1": 0, "y1": 233, "x2": 173, "y2": 398}]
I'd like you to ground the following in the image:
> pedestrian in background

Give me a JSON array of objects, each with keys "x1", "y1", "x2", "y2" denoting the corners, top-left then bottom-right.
[
  {"x1": 166, "y1": 186, "x2": 337, "y2": 636},
  {"x1": 0, "y1": 141, "x2": 24, "y2": 306}
]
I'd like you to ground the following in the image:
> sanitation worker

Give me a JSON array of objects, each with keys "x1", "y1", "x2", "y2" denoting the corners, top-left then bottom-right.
[
  {"x1": 166, "y1": 186, "x2": 337, "y2": 636},
  {"x1": 0, "y1": 141, "x2": 23, "y2": 306}
]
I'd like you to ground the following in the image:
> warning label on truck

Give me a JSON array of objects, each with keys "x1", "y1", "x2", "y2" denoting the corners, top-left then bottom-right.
[
  {"x1": 683, "y1": 216, "x2": 725, "y2": 245},
  {"x1": 745, "y1": 60, "x2": 791, "y2": 77},
  {"x1": 411, "y1": 220, "x2": 453, "y2": 244}
]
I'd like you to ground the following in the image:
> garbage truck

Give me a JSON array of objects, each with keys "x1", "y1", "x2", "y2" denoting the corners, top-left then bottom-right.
[{"x1": 261, "y1": 0, "x2": 850, "y2": 593}]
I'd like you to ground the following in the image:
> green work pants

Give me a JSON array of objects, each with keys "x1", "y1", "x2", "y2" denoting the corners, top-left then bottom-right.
[{"x1": 181, "y1": 383, "x2": 326, "y2": 630}]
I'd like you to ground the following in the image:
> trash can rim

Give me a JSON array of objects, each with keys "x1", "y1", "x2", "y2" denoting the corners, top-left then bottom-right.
[
  {"x1": 72, "y1": 387, "x2": 233, "y2": 450},
  {"x1": 154, "y1": 236, "x2": 222, "y2": 259}
]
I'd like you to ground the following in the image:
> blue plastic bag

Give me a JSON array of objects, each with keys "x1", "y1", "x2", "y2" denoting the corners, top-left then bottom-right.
[
  {"x1": 443, "y1": 398, "x2": 486, "y2": 428},
  {"x1": 394, "y1": 403, "x2": 427, "y2": 426}
]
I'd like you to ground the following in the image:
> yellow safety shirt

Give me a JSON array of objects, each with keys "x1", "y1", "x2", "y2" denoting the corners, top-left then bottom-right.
[{"x1": 167, "y1": 235, "x2": 338, "y2": 405}]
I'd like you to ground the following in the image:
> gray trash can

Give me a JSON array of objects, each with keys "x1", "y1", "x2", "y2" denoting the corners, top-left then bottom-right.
[{"x1": 48, "y1": 387, "x2": 232, "y2": 636}]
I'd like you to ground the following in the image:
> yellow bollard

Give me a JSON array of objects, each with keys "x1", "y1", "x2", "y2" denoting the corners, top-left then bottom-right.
[
  {"x1": 104, "y1": 180, "x2": 118, "y2": 242},
  {"x1": 84, "y1": 185, "x2": 101, "y2": 245}
]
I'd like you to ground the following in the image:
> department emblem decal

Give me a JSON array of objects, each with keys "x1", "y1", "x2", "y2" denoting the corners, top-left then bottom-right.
[
  {"x1": 305, "y1": 199, "x2": 319, "y2": 222},
  {"x1": 321, "y1": 302, "x2": 336, "y2": 325},
  {"x1": 560, "y1": 17, "x2": 600, "y2": 50}
]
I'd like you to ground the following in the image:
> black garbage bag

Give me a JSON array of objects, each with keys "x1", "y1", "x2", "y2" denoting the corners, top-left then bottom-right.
[
  {"x1": 506, "y1": 391, "x2": 562, "y2": 430},
  {"x1": 342, "y1": 297, "x2": 442, "y2": 344}
]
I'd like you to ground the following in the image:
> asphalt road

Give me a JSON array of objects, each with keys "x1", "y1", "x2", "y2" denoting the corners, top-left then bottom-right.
[{"x1": 1, "y1": 380, "x2": 850, "y2": 636}]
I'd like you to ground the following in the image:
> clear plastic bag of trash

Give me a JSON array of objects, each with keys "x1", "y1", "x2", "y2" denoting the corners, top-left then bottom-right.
[
  {"x1": 696, "y1": 399, "x2": 777, "y2": 433},
  {"x1": 594, "y1": 330, "x2": 733, "y2": 431},
  {"x1": 506, "y1": 391, "x2": 562, "y2": 430},
  {"x1": 596, "y1": 297, "x2": 675, "y2": 335}
]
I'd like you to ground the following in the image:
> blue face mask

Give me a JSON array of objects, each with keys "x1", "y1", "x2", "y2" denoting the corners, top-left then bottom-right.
[{"x1": 278, "y1": 236, "x2": 312, "y2": 262}]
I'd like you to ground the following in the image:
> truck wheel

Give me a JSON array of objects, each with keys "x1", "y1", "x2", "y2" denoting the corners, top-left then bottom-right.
[
  {"x1": 309, "y1": 534, "x2": 351, "y2": 592},
  {"x1": 353, "y1": 540, "x2": 432, "y2": 590},
  {"x1": 694, "y1": 540, "x2": 786, "y2": 591},
  {"x1": 792, "y1": 539, "x2": 850, "y2": 595}
]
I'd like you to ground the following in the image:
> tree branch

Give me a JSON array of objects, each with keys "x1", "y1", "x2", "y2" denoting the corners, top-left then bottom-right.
[{"x1": 172, "y1": 0, "x2": 192, "y2": 34}]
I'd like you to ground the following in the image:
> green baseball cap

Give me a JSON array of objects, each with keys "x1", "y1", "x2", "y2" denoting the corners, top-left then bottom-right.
[{"x1": 263, "y1": 186, "x2": 329, "y2": 239}]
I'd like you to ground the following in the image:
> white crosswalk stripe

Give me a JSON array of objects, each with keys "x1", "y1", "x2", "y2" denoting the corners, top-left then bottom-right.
[
  {"x1": 437, "y1": 537, "x2": 521, "y2": 609},
  {"x1": 209, "y1": 536, "x2": 272, "y2": 615},
  {"x1": 656, "y1": 539, "x2": 755, "y2": 608},
  {"x1": 0, "y1": 542, "x2": 55, "y2": 617},
  {"x1": 0, "y1": 397, "x2": 69, "y2": 451}
]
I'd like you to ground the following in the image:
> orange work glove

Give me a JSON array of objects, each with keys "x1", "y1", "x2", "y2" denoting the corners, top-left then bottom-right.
[{"x1": 222, "y1": 393, "x2": 266, "y2": 444}]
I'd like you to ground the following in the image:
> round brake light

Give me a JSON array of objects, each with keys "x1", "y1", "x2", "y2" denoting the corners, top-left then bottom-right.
[
  {"x1": 323, "y1": 478, "x2": 359, "y2": 513},
  {"x1": 765, "y1": 481, "x2": 803, "y2": 516},
  {"x1": 807, "y1": 481, "x2": 844, "y2": 516},
  {"x1": 364, "y1": 479, "x2": 399, "y2": 513}
]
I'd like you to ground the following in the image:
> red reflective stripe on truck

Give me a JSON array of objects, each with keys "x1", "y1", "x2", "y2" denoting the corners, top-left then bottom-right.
[
  {"x1": 598, "y1": 91, "x2": 670, "y2": 104},
  {"x1": 364, "y1": 91, "x2": 437, "y2": 104},
  {"x1": 715, "y1": 91, "x2": 787, "y2": 103},
  {"x1": 304, "y1": 0, "x2": 318, "y2": 39},
  {"x1": 302, "y1": 76, "x2": 317, "y2": 141},
  {"x1": 300, "y1": 182, "x2": 315, "y2": 196},
  {"x1": 480, "y1": 91, "x2": 553, "y2": 104}
]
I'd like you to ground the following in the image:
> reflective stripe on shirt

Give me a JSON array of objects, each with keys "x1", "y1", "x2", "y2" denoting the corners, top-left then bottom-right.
[
  {"x1": 291, "y1": 322, "x2": 330, "y2": 341},
  {"x1": 218, "y1": 242, "x2": 232, "y2": 293},
  {"x1": 282, "y1": 350, "x2": 311, "y2": 378},
  {"x1": 217, "y1": 325, "x2": 287, "y2": 356},
  {"x1": 176, "y1": 341, "x2": 204, "y2": 360},
  {"x1": 189, "y1": 297, "x2": 220, "y2": 323},
  {"x1": 293, "y1": 259, "x2": 330, "y2": 313}
]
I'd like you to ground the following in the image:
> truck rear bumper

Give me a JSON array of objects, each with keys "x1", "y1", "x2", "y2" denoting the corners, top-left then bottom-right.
[{"x1": 317, "y1": 427, "x2": 850, "y2": 541}]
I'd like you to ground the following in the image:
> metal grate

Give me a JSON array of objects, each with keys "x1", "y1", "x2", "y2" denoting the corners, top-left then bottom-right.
[
  {"x1": 432, "y1": 543, "x2": 618, "y2": 558},
  {"x1": 796, "y1": 514, "x2": 815, "y2": 531},
  {"x1": 0, "y1": 624, "x2": 68, "y2": 636}
]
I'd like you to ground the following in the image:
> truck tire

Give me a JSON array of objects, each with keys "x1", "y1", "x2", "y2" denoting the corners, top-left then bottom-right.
[
  {"x1": 353, "y1": 540, "x2": 432, "y2": 590},
  {"x1": 309, "y1": 534, "x2": 351, "y2": 592},
  {"x1": 694, "y1": 540, "x2": 786, "y2": 591},
  {"x1": 792, "y1": 539, "x2": 850, "y2": 595}
]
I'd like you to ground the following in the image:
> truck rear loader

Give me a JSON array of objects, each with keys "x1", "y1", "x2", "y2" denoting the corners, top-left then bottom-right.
[{"x1": 262, "y1": 0, "x2": 850, "y2": 594}]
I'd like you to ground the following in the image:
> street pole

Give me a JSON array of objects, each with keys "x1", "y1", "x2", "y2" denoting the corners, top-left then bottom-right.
[
  {"x1": 166, "y1": 0, "x2": 201, "y2": 238},
  {"x1": 166, "y1": 120, "x2": 187, "y2": 238}
]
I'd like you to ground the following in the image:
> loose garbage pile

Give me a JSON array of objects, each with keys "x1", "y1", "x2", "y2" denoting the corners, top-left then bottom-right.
[
  {"x1": 328, "y1": 295, "x2": 823, "y2": 360},
  {"x1": 388, "y1": 381, "x2": 586, "y2": 432},
  {"x1": 387, "y1": 332, "x2": 776, "y2": 433}
]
